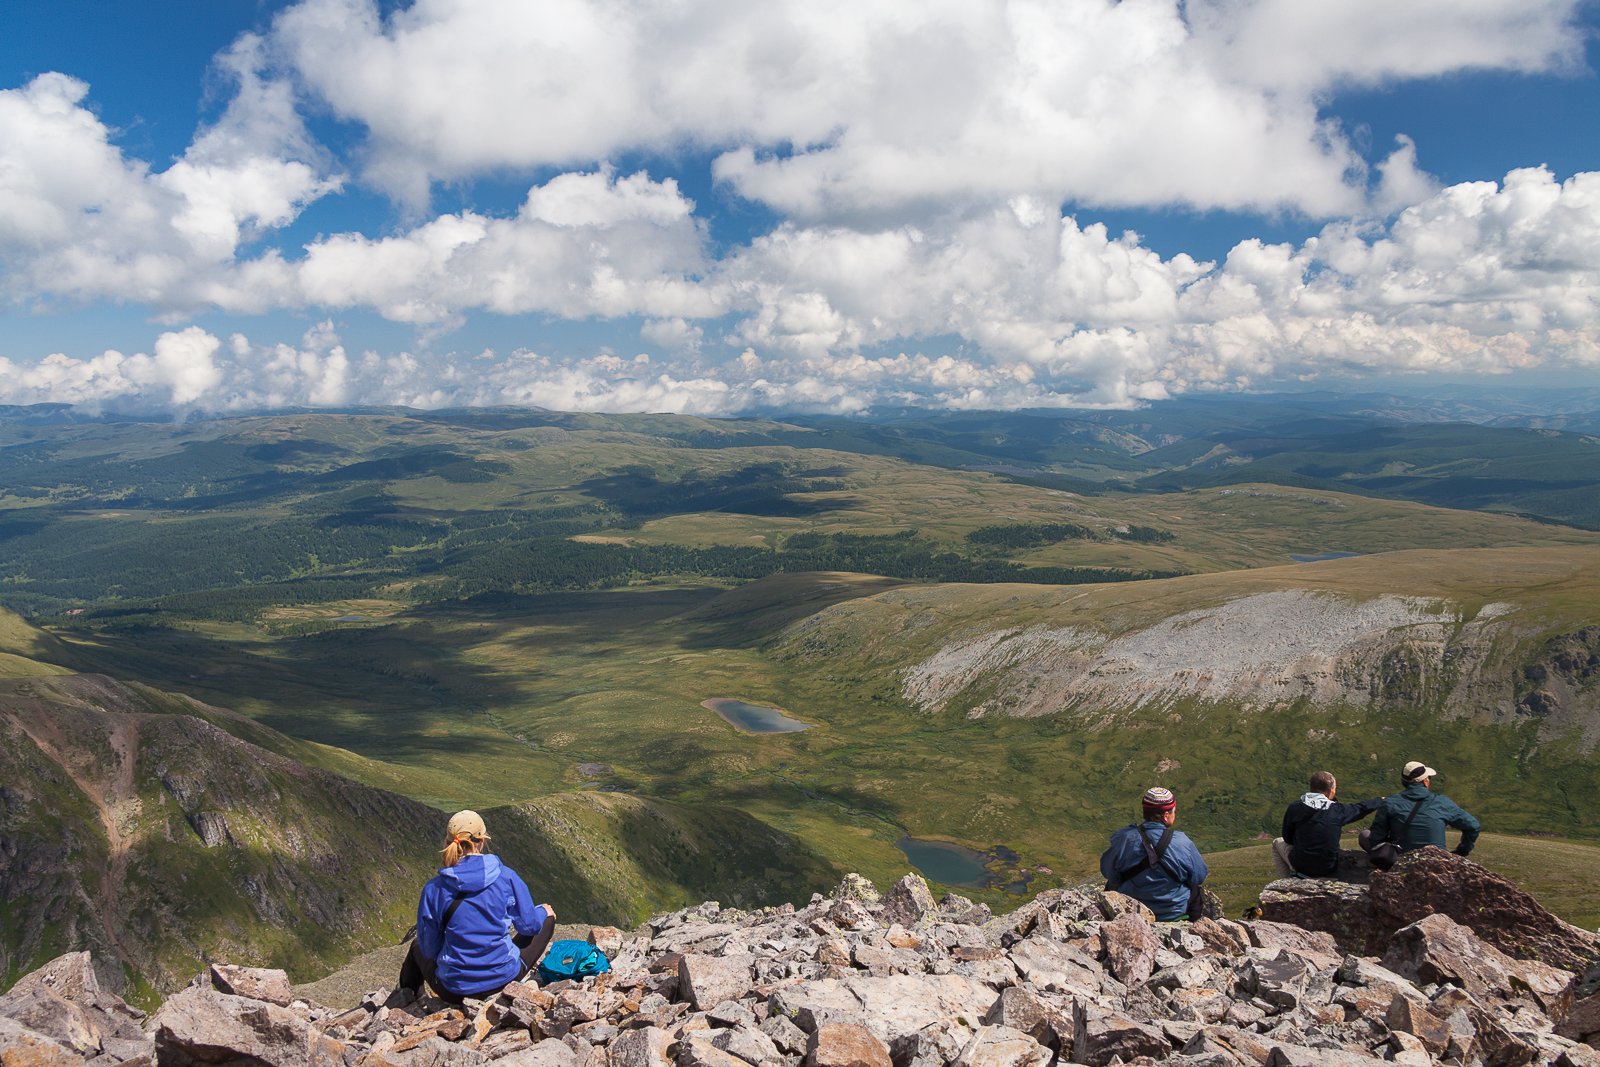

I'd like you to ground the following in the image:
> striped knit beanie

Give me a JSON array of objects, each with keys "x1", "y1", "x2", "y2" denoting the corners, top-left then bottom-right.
[{"x1": 1142, "y1": 786, "x2": 1177, "y2": 815}]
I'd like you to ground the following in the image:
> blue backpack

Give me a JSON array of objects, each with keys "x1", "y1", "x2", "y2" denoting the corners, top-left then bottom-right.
[{"x1": 537, "y1": 939, "x2": 611, "y2": 984}]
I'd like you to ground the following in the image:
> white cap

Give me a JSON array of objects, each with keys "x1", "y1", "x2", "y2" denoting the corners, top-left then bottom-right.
[{"x1": 1401, "y1": 761, "x2": 1437, "y2": 782}]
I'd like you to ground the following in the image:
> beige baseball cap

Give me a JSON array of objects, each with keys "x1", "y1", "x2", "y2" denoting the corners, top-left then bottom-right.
[
  {"x1": 1402, "y1": 761, "x2": 1437, "y2": 782},
  {"x1": 447, "y1": 810, "x2": 490, "y2": 840}
]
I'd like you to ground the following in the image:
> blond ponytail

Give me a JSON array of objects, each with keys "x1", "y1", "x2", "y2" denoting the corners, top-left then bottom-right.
[
  {"x1": 441, "y1": 833, "x2": 484, "y2": 868},
  {"x1": 441, "y1": 810, "x2": 490, "y2": 868}
]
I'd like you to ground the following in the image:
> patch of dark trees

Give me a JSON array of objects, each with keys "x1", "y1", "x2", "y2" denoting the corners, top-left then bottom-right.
[{"x1": 965, "y1": 521, "x2": 1176, "y2": 549}]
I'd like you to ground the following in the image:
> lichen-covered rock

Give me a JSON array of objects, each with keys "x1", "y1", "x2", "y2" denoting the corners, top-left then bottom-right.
[
  {"x1": 0, "y1": 952, "x2": 154, "y2": 1066},
  {"x1": 710, "y1": 1024, "x2": 780, "y2": 1067},
  {"x1": 1006, "y1": 937, "x2": 1104, "y2": 998},
  {"x1": 980, "y1": 987, "x2": 1063, "y2": 1047},
  {"x1": 1100, "y1": 912, "x2": 1160, "y2": 986},
  {"x1": 1257, "y1": 879, "x2": 1381, "y2": 956},
  {"x1": 773, "y1": 975, "x2": 997, "y2": 1048},
  {"x1": 951, "y1": 1025, "x2": 1050, "y2": 1067},
  {"x1": 10, "y1": 864, "x2": 1596, "y2": 1067},
  {"x1": 1370, "y1": 847, "x2": 1600, "y2": 974},
  {"x1": 1382, "y1": 912, "x2": 1576, "y2": 1022},
  {"x1": 0, "y1": 1015, "x2": 83, "y2": 1067},
  {"x1": 832, "y1": 875, "x2": 880, "y2": 906},
  {"x1": 1186, "y1": 917, "x2": 1250, "y2": 958},
  {"x1": 678, "y1": 955, "x2": 755, "y2": 1012},
  {"x1": 2, "y1": 953, "x2": 100, "y2": 1004},
  {"x1": 588, "y1": 928, "x2": 625, "y2": 958},
  {"x1": 1242, "y1": 922, "x2": 1342, "y2": 970},
  {"x1": 1094, "y1": 890, "x2": 1155, "y2": 924},
  {"x1": 1384, "y1": 994, "x2": 1452, "y2": 1057},
  {"x1": 608, "y1": 1028, "x2": 675, "y2": 1067},
  {"x1": 679, "y1": 1032, "x2": 750, "y2": 1067},
  {"x1": 0, "y1": 987, "x2": 103, "y2": 1057},
  {"x1": 1070, "y1": 1002, "x2": 1168, "y2": 1067},
  {"x1": 1559, "y1": 990, "x2": 1600, "y2": 1047},
  {"x1": 879, "y1": 875, "x2": 937, "y2": 931},
  {"x1": 1261, "y1": 848, "x2": 1600, "y2": 980}
]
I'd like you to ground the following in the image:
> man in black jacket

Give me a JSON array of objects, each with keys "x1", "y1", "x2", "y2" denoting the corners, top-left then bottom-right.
[{"x1": 1271, "y1": 771, "x2": 1384, "y2": 880}]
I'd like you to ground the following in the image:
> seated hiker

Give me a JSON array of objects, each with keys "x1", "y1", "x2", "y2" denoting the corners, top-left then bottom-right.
[
  {"x1": 1363, "y1": 760, "x2": 1480, "y2": 867},
  {"x1": 399, "y1": 810, "x2": 557, "y2": 1001},
  {"x1": 1271, "y1": 770, "x2": 1383, "y2": 881},
  {"x1": 1100, "y1": 786, "x2": 1209, "y2": 921}
]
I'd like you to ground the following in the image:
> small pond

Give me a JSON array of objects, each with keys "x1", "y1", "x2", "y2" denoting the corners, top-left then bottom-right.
[
  {"x1": 896, "y1": 837, "x2": 1034, "y2": 892},
  {"x1": 1289, "y1": 551, "x2": 1361, "y2": 563},
  {"x1": 895, "y1": 836, "x2": 993, "y2": 889},
  {"x1": 702, "y1": 698, "x2": 810, "y2": 734}
]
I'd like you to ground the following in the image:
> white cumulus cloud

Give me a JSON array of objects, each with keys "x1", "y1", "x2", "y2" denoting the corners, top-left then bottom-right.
[
  {"x1": 1, "y1": 0, "x2": 1596, "y2": 414},
  {"x1": 0, "y1": 58, "x2": 338, "y2": 311},
  {"x1": 267, "y1": 0, "x2": 1584, "y2": 218}
]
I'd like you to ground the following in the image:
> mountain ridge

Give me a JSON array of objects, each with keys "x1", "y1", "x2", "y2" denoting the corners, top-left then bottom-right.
[{"x1": 0, "y1": 656, "x2": 836, "y2": 1003}]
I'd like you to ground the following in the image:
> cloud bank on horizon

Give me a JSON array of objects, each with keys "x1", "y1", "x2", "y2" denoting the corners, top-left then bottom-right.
[{"x1": 1, "y1": 0, "x2": 1597, "y2": 415}]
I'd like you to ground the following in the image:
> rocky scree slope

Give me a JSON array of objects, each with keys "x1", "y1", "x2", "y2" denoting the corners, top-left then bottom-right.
[
  {"x1": 8, "y1": 860, "x2": 1599, "y2": 1067},
  {"x1": 780, "y1": 557, "x2": 1600, "y2": 748}
]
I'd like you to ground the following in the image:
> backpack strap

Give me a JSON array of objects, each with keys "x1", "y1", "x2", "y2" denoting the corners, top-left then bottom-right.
[
  {"x1": 1398, "y1": 795, "x2": 1431, "y2": 838},
  {"x1": 1109, "y1": 823, "x2": 1175, "y2": 888},
  {"x1": 415, "y1": 890, "x2": 471, "y2": 994},
  {"x1": 439, "y1": 890, "x2": 469, "y2": 934}
]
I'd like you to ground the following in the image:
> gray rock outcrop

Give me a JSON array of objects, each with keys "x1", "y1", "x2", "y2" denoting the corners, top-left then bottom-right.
[{"x1": 4, "y1": 870, "x2": 1598, "y2": 1067}]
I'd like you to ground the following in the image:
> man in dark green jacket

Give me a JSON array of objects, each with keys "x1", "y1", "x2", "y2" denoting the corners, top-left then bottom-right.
[{"x1": 1364, "y1": 760, "x2": 1480, "y2": 858}]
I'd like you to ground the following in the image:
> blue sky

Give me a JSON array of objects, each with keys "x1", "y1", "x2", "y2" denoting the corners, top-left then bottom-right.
[{"x1": 1, "y1": 0, "x2": 1598, "y2": 414}]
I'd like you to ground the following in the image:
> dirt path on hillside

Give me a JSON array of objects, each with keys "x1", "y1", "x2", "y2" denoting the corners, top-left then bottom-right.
[{"x1": 10, "y1": 700, "x2": 145, "y2": 978}]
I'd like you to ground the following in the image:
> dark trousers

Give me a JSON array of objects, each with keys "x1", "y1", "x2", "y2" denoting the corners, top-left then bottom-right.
[{"x1": 399, "y1": 922, "x2": 557, "y2": 999}]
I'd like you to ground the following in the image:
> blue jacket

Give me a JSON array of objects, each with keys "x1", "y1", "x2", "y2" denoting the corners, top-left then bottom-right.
[
  {"x1": 1100, "y1": 821, "x2": 1208, "y2": 921},
  {"x1": 1368, "y1": 784, "x2": 1480, "y2": 856},
  {"x1": 416, "y1": 855, "x2": 549, "y2": 996}
]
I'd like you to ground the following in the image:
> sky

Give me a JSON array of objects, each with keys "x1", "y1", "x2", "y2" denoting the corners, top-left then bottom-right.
[{"x1": 1, "y1": 0, "x2": 1598, "y2": 416}]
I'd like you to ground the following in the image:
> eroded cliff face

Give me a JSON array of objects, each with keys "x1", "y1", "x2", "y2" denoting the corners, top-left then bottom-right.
[{"x1": 892, "y1": 591, "x2": 1598, "y2": 747}]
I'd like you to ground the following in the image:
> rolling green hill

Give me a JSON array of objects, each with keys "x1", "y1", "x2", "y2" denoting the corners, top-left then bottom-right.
[
  {"x1": 4, "y1": 408, "x2": 1597, "y2": 623},
  {"x1": 1135, "y1": 423, "x2": 1600, "y2": 528}
]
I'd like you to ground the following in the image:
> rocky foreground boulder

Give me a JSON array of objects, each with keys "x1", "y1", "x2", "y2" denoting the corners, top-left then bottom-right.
[
  {"x1": 1259, "y1": 848, "x2": 1600, "y2": 973},
  {"x1": 4, "y1": 869, "x2": 1598, "y2": 1067}
]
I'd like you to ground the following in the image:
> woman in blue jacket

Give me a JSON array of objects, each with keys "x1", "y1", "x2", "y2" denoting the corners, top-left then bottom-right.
[{"x1": 401, "y1": 810, "x2": 557, "y2": 1000}]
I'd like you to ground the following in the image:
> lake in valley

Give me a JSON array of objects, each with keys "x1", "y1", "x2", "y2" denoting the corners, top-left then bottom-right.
[{"x1": 702, "y1": 698, "x2": 811, "y2": 734}]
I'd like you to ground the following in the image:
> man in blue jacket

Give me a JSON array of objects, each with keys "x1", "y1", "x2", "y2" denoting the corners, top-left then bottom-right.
[
  {"x1": 1365, "y1": 760, "x2": 1480, "y2": 860},
  {"x1": 1100, "y1": 786, "x2": 1208, "y2": 921}
]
